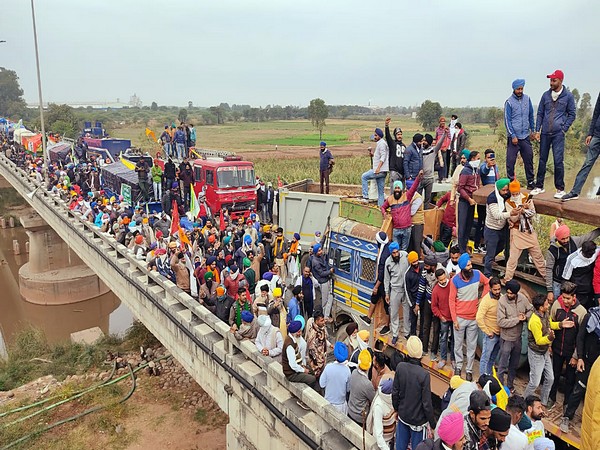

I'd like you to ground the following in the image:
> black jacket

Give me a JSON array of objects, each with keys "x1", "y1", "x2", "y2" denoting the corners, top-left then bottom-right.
[
  {"x1": 405, "y1": 265, "x2": 422, "y2": 308},
  {"x1": 577, "y1": 311, "x2": 600, "y2": 366},
  {"x1": 385, "y1": 125, "x2": 405, "y2": 175},
  {"x1": 392, "y1": 358, "x2": 435, "y2": 428},
  {"x1": 215, "y1": 296, "x2": 235, "y2": 323}
]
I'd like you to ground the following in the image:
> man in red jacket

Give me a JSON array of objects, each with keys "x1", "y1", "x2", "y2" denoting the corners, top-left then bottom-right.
[
  {"x1": 435, "y1": 191, "x2": 456, "y2": 247},
  {"x1": 431, "y1": 268, "x2": 455, "y2": 370}
]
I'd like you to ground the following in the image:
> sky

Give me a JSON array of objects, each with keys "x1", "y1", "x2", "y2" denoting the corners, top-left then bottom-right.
[{"x1": 1, "y1": 0, "x2": 597, "y2": 109}]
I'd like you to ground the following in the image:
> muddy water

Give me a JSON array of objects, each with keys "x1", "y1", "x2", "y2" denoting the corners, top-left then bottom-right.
[{"x1": 0, "y1": 225, "x2": 134, "y2": 349}]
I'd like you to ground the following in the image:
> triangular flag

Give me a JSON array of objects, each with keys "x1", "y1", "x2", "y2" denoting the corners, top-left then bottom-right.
[{"x1": 189, "y1": 185, "x2": 200, "y2": 219}]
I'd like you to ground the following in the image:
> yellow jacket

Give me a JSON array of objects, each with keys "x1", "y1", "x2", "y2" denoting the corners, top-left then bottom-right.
[
  {"x1": 527, "y1": 311, "x2": 560, "y2": 354},
  {"x1": 476, "y1": 294, "x2": 500, "y2": 335},
  {"x1": 582, "y1": 358, "x2": 600, "y2": 450}
]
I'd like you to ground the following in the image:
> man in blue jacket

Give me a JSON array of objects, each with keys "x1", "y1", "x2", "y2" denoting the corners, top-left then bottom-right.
[
  {"x1": 562, "y1": 92, "x2": 600, "y2": 201},
  {"x1": 531, "y1": 70, "x2": 577, "y2": 199},
  {"x1": 404, "y1": 133, "x2": 424, "y2": 186},
  {"x1": 504, "y1": 78, "x2": 535, "y2": 190}
]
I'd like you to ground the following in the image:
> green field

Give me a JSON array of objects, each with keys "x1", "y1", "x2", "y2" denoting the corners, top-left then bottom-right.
[{"x1": 249, "y1": 133, "x2": 356, "y2": 147}]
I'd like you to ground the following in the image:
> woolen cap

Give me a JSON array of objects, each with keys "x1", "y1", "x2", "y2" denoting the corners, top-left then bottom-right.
[{"x1": 489, "y1": 407, "x2": 512, "y2": 432}]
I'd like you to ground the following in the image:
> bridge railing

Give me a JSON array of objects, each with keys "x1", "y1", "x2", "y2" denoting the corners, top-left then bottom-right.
[{"x1": 0, "y1": 154, "x2": 377, "y2": 450}]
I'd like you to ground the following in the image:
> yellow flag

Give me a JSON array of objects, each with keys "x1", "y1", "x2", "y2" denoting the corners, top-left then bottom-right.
[
  {"x1": 145, "y1": 128, "x2": 157, "y2": 142},
  {"x1": 119, "y1": 153, "x2": 136, "y2": 170}
]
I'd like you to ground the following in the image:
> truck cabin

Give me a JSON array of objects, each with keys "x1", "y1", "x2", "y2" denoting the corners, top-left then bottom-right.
[{"x1": 193, "y1": 159, "x2": 256, "y2": 219}]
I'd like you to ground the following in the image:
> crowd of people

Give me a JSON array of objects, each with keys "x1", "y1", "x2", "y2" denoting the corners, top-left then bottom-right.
[{"x1": 1, "y1": 69, "x2": 599, "y2": 450}]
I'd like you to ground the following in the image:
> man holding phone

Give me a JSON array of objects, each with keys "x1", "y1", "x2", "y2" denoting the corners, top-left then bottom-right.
[{"x1": 503, "y1": 180, "x2": 546, "y2": 282}]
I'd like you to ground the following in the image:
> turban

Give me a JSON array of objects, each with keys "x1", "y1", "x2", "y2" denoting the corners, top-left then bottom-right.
[
  {"x1": 294, "y1": 232, "x2": 300, "y2": 241},
  {"x1": 243, "y1": 257, "x2": 251, "y2": 268},
  {"x1": 555, "y1": 225, "x2": 570, "y2": 240},
  {"x1": 241, "y1": 310, "x2": 254, "y2": 323},
  {"x1": 407, "y1": 251, "x2": 419, "y2": 264},
  {"x1": 380, "y1": 378, "x2": 393, "y2": 394},
  {"x1": 273, "y1": 287, "x2": 282, "y2": 297},
  {"x1": 478, "y1": 374, "x2": 502, "y2": 396},
  {"x1": 262, "y1": 272, "x2": 273, "y2": 281},
  {"x1": 374, "y1": 128, "x2": 384, "y2": 138},
  {"x1": 257, "y1": 315, "x2": 271, "y2": 328},
  {"x1": 512, "y1": 78, "x2": 526, "y2": 90},
  {"x1": 496, "y1": 178, "x2": 510, "y2": 190},
  {"x1": 216, "y1": 286, "x2": 226, "y2": 297},
  {"x1": 509, "y1": 179, "x2": 521, "y2": 193},
  {"x1": 461, "y1": 149, "x2": 471, "y2": 160},
  {"x1": 438, "y1": 412, "x2": 465, "y2": 446},
  {"x1": 458, "y1": 253, "x2": 471, "y2": 270},
  {"x1": 424, "y1": 134, "x2": 433, "y2": 145},
  {"x1": 135, "y1": 235, "x2": 144, "y2": 245},
  {"x1": 168, "y1": 241, "x2": 178, "y2": 249},
  {"x1": 450, "y1": 375, "x2": 466, "y2": 390},
  {"x1": 505, "y1": 279, "x2": 521, "y2": 294},
  {"x1": 156, "y1": 230, "x2": 163, "y2": 239},
  {"x1": 413, "y1": 133, "x2": 424, "y2": 143},
  {"x1": 207, "y1": 256, "x2": 217, "y2": 265},
  {"x1": 489, "y1": 408, "x2": 512, "y2": 432},
  {"x1": 320, "y1": 141, "x2": 326, "y2": 147},
  {"x1": 433, "y1": 240, "x2": 446, "y2": 252},
  {"x1": 376, "y1": 231, "x2": 389, "y2": 245},
  {"x1": 204, "y1": 272, "x2": 213, "y2": 281},
  {"x1": 294, "y1": 314, "x2": 306, "y2": 330},
  {"x1": 358, "y1": 349, "x2": 372, "y2": 370},
  {"x1": 287, "y1": 320, "x2": 302, "y2": 333},
  {"x1": 389, "y1": 242, "x2": 400, "y2": 252},
  {"x1": 357, "y1": 330, "x2": 369, "y2": 341},
  {"x1": 244, "y1": 235, "x2": 252, "y2": 245},
  {"x1": 392, "y1": 180, "x2": 403, "y2": 190},
  {"x1": 406, "y1": 336, "x2": 423, "y2": 359},
  {"x1": 313, "y1": 243, "x2": 321, "y2": 253},
  {"x1": 533, "y1": 438, "x2": 555, "y2": 450},
  {"x1": 333, "y1": 342, "x2": 349, "y2": 362}
]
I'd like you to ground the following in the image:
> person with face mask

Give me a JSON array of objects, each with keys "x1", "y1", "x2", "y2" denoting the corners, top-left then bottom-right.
[
  {"x1": 545, "y1": 224, "x2": 600, "y2": 301},
  {"x1": 497, "y1": 280, "x2": 533, "y2": 392},
  {"x1": 381, "y1": 175, "x2": 423, "y2": 251},
  {"x1": 449, "y1": 253, "x2": 490, "y2": 381},
  {"x1": 482, "y1": 178, "x2": 512, "y2": 277},
  {"x1": 504, "y1": 179, "x2": 546, "y2": 283},
  {"x1": 384, "y1": 117, "x2": 406, "y2": 189},
  {"x1": 384, "y1": 242, "x2": 410, "y2": 344},
  {"x1": 456, "y1": 151, "x2": 481, "y2": 254}
]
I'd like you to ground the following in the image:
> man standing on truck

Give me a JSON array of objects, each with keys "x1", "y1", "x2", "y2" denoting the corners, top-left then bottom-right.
[
  {"x1": 449, "y1": 253, "x2": 489, "y2": 381},
  {"x1": 319, "y1": 141, "x2": 334, "y2": 194},
  {"x1": 384, "y1": 242, "x2": 410, "y2": 345},
  {"x1": 160, "y1": 126, "x2": 172, "y2": 158},
  {"x1": 381, "y1": 172, "x2": 423, "y2": 251},
  {"x1": 173, "y1": 125, "x2": 187, "y2": 160},
  {"x1": 361, "y1": 231, "x2": 391, "y2": 333},
  {"x1": 310, "y1": 243, "x2": 335, "y2": 322},
  {"x1": 135, "y1": 157, "x2": 150, "y2": 204},
  {"x1": 360, "y1": 128, "x2": 389, "y2": 206},
  {"x1": 384, "y1": 117, "x2": 405, "y2": 188}
]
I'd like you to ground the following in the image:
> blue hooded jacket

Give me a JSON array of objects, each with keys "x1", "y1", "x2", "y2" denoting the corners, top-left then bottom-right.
[{"x1": 535, "y1": 88, "x2": 576, "y2": 135}]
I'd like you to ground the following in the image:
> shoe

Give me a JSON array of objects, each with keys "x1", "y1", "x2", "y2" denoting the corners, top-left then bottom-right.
[
  {"x1": 429, "y1": 352, "x2": 438, "y2": 361},
  {"x1": 379, "y1": 326, "x2": 390, "y2": 335},
  {"x1": 560, "y1": 416, "x2": 569, "y2": 433},
  {"x1": 478, "y1": 245, "x2": 487, "y2": 254},
  {"x1": 530, "y1": 188, "x2": 545, "y2": 195},
  {"x1": 554, "y1": 190, "x2": 566, "y2": 199},
  {"x1": 454, "y1": 367, "x2": 461, "y2": 376},
  {"x1": 437, "y1": 360, "x2": 446, "y2": 370},
  {"x1": 561, "y1": 192, "x2": 579, "y2": 202},
  {"x1": 527, "y1": 184, "x2": 535, "y2": 191},
  {"x1": 466, "y1": 372, "x2": 473, "y2": 382},
  {"x1": 360, "y1": 315, "x2": 371, "y2": 325},
  {"x1": 391, "y1": 336, "x2": 398, "y2": 345}
]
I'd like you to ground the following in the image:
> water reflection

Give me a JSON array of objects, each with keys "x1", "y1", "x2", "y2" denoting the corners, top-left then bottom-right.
[{"x1": 0, "y1": 225, "x2": 133, "y2": 348}]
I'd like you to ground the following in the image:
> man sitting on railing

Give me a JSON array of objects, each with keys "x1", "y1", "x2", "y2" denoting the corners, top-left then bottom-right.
[{"x1": 282, "y1": 320, "x2": 319, "y2": 391}]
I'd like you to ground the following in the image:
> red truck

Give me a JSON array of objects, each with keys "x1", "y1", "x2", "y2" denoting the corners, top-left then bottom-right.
[{"x1": 191, "y1": 152, "x2": 256, "y2": 220}]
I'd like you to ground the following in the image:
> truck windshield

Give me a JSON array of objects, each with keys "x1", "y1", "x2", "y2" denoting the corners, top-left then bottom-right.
[{"x1": 217, "y1": 167, "x2": 255, "y2": 188}]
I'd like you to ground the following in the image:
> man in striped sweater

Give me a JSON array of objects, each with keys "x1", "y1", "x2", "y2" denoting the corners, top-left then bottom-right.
[{"x1": 450, "y1": 253, "x2": 490, "y2": 381}]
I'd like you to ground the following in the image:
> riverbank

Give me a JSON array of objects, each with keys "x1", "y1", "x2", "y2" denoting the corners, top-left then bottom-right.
[{"x1": 0, "y1": 323, "x2": 227, "y2": 449}]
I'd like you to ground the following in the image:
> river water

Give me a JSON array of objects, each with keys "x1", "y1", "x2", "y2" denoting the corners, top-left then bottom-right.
[{"x1": 0, "y1": 223, "x2": 134, "y2": 353}]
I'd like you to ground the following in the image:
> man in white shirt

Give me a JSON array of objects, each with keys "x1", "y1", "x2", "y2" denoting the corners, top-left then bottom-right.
[
  {"x1": 503, "y1": 395, "x2": 528, "y2": 450},
  {"x1": 523, "y1": 395, "x2": 545, "y2": 450},
  {"x1": 361, "y1": 127, "x2": 389, "y2": 206}
]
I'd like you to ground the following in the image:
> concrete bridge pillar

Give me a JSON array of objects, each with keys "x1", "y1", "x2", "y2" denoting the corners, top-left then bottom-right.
[{"x1": 18, "y1": 212, "x2": 110, "y2": 305}]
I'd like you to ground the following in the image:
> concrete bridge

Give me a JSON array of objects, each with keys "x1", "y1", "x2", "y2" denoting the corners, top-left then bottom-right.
[{"x1": 0, "y1": 154, "x2": 378, "y2": 450}]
